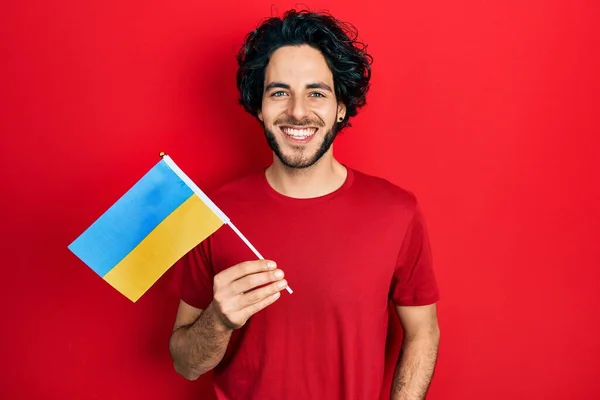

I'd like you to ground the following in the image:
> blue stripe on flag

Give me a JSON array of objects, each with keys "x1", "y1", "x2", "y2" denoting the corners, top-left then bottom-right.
[{"x1": 68, "y1": 160, "x2": 193, "y2": 277}]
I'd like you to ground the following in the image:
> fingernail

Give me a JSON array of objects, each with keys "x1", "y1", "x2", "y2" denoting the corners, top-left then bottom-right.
[
  {"x1": 274, "y1": 270, "x2": 284, "y2": 279},
  {"x1": 266, "y1": 261, "x2": 276, "y2": 269},
  {"x1": 277, "y1": 280, "x2": 288, "y2": 289}
]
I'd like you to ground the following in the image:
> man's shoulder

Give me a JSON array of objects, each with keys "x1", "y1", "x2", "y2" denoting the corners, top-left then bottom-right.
[
  {"x1": 350, "y1": 167, "x2": 418, "y2": 211},
  {"x1": 205, "y1": 169, "x2": 264, "y2": 203}
]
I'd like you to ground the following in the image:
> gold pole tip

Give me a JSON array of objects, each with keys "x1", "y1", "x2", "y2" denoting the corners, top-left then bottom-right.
[{"x1": 159, "y1": 151, "x2": 166, "y2": 158}]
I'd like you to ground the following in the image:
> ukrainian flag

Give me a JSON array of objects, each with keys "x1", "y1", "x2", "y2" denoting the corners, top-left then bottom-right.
[{"x1": 68, "y1": 153, "x2": 229, "y2": 302}]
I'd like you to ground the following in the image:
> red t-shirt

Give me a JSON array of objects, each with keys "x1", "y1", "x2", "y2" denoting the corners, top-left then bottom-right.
[{"x1": 178, "y1": 166, "x2": 439, "y2": 400}]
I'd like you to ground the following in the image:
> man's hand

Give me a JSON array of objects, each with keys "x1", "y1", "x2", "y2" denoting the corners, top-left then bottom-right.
[{"x1": 211, "y1": 260, "x2": 287, "y2": 330}]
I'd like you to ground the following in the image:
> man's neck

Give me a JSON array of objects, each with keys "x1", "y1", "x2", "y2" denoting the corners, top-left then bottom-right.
[{"x1": 265, "y1": 154, "x2": 347, "y2": 199}]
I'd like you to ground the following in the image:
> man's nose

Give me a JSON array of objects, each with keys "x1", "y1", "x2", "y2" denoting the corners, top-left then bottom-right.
[{"x1": 287, "y1": 96, "x2": 309, "y2": 121}]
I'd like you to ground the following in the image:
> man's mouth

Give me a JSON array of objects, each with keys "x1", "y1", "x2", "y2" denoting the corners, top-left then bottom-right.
[{"x1": 280, "y1": 126, "x2": 318, "y2": 140}]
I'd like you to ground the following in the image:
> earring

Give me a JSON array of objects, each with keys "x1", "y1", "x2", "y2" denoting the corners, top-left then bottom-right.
[{"x1": 339, "y1": 117, "x2": 343, "y2": 122}]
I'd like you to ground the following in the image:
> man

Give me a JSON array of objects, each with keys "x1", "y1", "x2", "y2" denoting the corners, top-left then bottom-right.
[{"x1": 169, "y1": 9, "x2": 440, "y2": 400}]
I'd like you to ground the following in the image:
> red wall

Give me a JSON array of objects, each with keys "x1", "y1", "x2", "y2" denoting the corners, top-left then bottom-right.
[{"x1": 2, "y1": 1, "x2": 598, "y2": 399}]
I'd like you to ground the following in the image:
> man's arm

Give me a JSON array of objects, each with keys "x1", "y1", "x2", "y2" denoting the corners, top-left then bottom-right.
[
  {"x1": 391, "y1": 303, "x2": 440, "y2": 400},
  {"x1": 169, "y1": 300, "x2": 232, "y2": 380},
  {"x1": 169, "y1": 259, "x2": 287, "y2": 380}
]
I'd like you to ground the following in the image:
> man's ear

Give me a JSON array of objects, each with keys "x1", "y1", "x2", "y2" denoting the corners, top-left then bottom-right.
[
  {"x1": 258, "y1": 110, "x2": 263, "y2": 122},
  {"x1": 337, "y1": 103, "x2": 347, "y2": 121}
]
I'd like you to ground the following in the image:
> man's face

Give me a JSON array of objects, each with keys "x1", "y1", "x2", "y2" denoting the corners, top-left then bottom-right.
[{"x1": 258, "y1": 45, "x2": 346, "y2": 169}]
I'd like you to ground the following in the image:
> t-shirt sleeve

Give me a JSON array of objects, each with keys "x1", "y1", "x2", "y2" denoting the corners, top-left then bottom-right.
[
  {"x1": 179, "y1": 238, "x2": 215, "y2": 310},
  {"x1": 390, "y1": 202, "x2": 440, "y2": 306}
]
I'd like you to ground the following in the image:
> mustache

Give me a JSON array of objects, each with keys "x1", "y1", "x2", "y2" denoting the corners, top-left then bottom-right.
[{"x1": 274, "y1": 116, "x2": 326, "y2": 127}]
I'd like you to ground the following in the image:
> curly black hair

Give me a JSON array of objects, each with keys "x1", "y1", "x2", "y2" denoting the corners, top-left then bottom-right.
[{"x1": 236, "y1": 9, "x2": 373, "y2": 132}]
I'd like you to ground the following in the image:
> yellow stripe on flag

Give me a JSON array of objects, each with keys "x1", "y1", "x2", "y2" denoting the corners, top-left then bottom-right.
[{"x1": 103, "y1": 194, "x2": 224, "y2": 302}]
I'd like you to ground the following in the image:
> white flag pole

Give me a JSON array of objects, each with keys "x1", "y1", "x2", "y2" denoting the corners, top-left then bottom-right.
[
  {"x1": 227, "y1": 222, "x2": 293, "y2": 294},
  {"x1": 161, "y1": 152, "x2": 293, "y2": 294}
]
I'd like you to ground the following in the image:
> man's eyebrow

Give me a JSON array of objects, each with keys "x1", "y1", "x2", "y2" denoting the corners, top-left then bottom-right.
[
  {"x1": 264, "y1": 82, "x2": 333, "y2": 92},
  {"x1": 306, "y1": 82, "x2": 333, "y2": 92},
  {"x1": 264, "y1": 82, "x2": 290, "y2": 91}
]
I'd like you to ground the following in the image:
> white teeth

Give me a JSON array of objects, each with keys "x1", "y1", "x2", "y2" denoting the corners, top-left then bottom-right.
[{"x1": 281, "y1": 127, "x2": 316, "y2": 139}]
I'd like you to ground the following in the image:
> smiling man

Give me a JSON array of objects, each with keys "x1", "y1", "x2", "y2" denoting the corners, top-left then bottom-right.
[
  {"x1": 169, "y1": 9, "x2": 440, "y2": 400},
  {"x1": 261, "y1": 54, "x2": 341, "y2": 169}
]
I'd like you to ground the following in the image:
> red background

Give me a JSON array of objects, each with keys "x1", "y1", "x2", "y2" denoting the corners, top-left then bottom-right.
[{"x1": 1, "y1": 1, "x2": 599, "y2": 399}]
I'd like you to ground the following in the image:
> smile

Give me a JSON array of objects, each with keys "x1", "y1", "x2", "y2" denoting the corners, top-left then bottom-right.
[{"x1": 280, "y1": 126, "x2": 318, "y2": 140}]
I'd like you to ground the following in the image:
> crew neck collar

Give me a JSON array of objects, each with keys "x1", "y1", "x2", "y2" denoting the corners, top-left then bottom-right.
[{"x1": 260, "y1": 165, "x2": 355, "y2": 205}]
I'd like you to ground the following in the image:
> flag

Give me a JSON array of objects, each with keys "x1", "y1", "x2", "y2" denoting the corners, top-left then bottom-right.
[{"x1": 68, "y1": 153, "x2": 229, "y2": 302}]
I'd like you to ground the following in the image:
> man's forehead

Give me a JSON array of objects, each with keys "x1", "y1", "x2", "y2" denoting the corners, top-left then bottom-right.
[{"x1": 265, "y1": 45, "x2": 333, "y2": 84}]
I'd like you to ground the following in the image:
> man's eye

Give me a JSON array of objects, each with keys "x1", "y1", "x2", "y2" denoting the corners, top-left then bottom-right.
[
  {"x1": 310, "y1": 92, "x2": 325, "y2": 98},
  {"x1": 272, "y1": 91, "x2": 287, "y2": 97}
]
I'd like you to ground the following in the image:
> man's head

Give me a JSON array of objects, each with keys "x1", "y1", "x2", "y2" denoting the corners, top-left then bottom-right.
[{"x1": 236, "y1": 9, "x2": 372, "y2": 169}]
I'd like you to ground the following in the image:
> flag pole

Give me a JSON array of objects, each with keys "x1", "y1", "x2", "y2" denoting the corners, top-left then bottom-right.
[
  {"x1": 160, "y1": 151, "x2": 293, "y2": 294},
  {"x1": 227, "y1": 221, "x2": 293, "y2": 294}
]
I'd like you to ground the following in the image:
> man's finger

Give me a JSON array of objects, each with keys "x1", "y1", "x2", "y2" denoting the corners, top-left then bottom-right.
[
  {"x1": 217, "y1": 260, "x2": 277, "y2": 285},
  {"x1": 231, "y1": 269, "x2": 285, "y2": 295},
  {"x1": 240, "y1": 279, "x2": 288, "y2": 306},
  {"x1": 242, "y1": 291, "x2": 281, "y2": 320}
]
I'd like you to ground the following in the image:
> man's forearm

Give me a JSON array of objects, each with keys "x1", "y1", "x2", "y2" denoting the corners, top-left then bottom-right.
[
  {"x1": 391, "y1": 330, "x2": 440, "y2": 400},
  {"x1": 169, "y1": 301, "x2": 233, "y2": 380}
]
